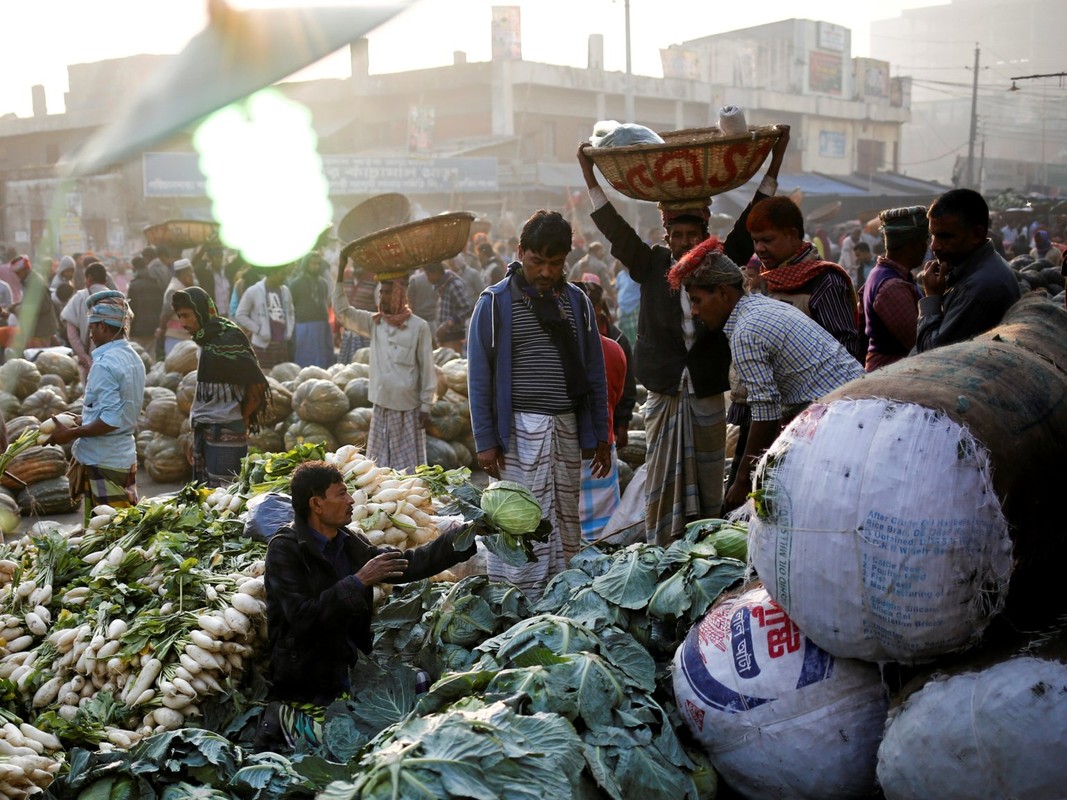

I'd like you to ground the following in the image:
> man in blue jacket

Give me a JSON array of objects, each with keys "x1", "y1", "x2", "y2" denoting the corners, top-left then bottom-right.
[{"x1": 467, "y1": 209, "x2": 610, "y2": 601}]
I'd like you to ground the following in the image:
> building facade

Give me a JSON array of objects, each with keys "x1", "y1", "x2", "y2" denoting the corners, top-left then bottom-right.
[{"x1": 1, "y1": 16, "x2": 915, "y2": 260}]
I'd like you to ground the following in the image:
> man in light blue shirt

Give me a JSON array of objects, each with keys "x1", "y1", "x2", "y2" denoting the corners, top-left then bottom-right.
[{"x1": 50, "y1": 290, "x2": 146, "y2": 523}]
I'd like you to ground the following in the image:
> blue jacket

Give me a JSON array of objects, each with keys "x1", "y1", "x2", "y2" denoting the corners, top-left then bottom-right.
[{"x1": 467, "y1": 267, "x2": 610, "y2": 454}]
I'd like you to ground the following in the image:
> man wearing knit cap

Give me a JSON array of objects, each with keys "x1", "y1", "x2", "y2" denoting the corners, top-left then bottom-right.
[
  {"x1": 668, "y1": 241, "x2": 862, "y2": 512},
  {"x1": 50, "y1": 291, "x2": 147, "y2": 524},
  {"x1": 577, "y1": 129, "x2": 789, "y2": 545},
  {"x1": 862, "y1": 206, "x2": 926, "y2": 371}
]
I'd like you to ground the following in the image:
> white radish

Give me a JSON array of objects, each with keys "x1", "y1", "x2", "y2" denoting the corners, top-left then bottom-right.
[
  {"x1": 96, "y1": 640, "x2": 121, "y2": 660},
  {"x1": 4, "y1": 635, "x2": 33, "y2": 653},
  {"x1": 122, "y1": 658, "x2": 162, "y2": 704},
  {"x1": 189, "y1": 630, "x2": 221, "y2": 652},
  {"x1": 18, "y1": 724, "x2": 60, "y2": 752},
  {"x1": 27, "y1": 586, "x2": 51, "y2": 607},
  {"x1": 230, "y1": 593, "x2": 265, "y2": 617},
  {"x1": 172, "y1": 676, "x2": 196, "y2": 697},
  {"x1": 107, "y1": 619, "x2": 128, "y2": 640},
  {"x1": 178, "y1": 654, "x2": 203, "y2": 675},
  {"x1": 153, "y1": 708, "x2": 184, "y2": 729},
  {"x1": 222, "y1": 608, "x2": 251, "y2": 635},
  {"x1": 32, "y1": 677, "x2": 62, "y2": 708},
  {"x1": 197, "y1": 614, "x2": 228, "y2": 638},
  {"x1": 185, "y1": 644, "x2": 223, "y2": 670}
]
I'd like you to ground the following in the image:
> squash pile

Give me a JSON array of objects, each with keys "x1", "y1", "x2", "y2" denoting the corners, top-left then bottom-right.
[{"x1": 0, "y1": 356, "x2": 83, "y2": 524}]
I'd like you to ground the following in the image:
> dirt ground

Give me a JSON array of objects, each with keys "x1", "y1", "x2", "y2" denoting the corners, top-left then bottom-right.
[{"x1": 13, "y1": 474, "x2": 185, "y2": 538}]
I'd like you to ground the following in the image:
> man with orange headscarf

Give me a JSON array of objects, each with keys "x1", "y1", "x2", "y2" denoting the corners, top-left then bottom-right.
[{"x1": 333, "y1": 262, "x2": 435, "y2": 472}]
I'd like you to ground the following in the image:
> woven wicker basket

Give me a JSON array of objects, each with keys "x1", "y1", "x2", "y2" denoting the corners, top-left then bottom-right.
[
  {"x1": 143, "y1": 219, "x2": 220, "y2": 250},
  {"x1": 341, "y1": 212, "x2": 475, "y2": 276},
  {"x1": 338, "y1": 193, "x2": 413, "y2": 242},
  {"x1": 585, "y1": 124, "x2": 783, "y2": 204}
]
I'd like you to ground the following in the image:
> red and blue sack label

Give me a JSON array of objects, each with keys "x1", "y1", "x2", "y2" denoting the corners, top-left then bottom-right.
[{"x1": 677, "y1": 587, "x2": 834, "y2": 714}]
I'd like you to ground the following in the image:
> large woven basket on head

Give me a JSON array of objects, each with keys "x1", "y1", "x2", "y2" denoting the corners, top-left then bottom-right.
[
  {"x1": 338, "y1": 193, "x2": 413, "y2": 243},
  {"x1": 584, "y1": 124, "x2": 783, "y2": 205},
  {"x1": 143, "y1": 219, "x2": 220, "y2": 250},
  {"x1": 341, "y1": 212, "x2": 475, "y2": 277}
]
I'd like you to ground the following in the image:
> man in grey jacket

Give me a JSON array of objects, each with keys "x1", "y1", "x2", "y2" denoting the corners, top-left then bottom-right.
[{"x1": 916, "y1": 189, "x2": 1020, "y2": 352}]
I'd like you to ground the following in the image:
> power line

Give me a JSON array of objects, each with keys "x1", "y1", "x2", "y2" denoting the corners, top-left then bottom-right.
[{"x1": 898, "y1": 142, "x2": 968, "y2": 166}]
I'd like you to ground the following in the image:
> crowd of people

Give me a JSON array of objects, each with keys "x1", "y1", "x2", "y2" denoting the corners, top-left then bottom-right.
[{"x1": 1, "y1": 153, "x2": 1065, "y2": 728}]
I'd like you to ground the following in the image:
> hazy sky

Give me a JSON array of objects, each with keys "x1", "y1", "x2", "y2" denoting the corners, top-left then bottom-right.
[{"x1": 2, "y1": 0, "x2": 948, "y2": 118}]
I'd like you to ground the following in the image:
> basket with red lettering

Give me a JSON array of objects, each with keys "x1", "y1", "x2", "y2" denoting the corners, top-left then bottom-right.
[{"x1": 583, "y1": 124, "x2": 783, "y2": 203}]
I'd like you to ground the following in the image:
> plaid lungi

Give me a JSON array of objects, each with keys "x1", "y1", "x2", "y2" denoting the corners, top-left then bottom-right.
[
  {"x1": 367, "y1": 406, "x2": 426, "y2": 473},
  {"x1": 643, "y1": 386, "x2": 725, "y2": 546},
  {"x1": 487, "y1": 411, "x2": 581, "y2": 602},
  {"x1": 68, "y1": 458, "x2": 138, "y2": 526}
]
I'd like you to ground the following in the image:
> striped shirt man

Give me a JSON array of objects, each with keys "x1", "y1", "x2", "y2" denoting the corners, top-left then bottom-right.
[{"x1": 725, "y1": 293, "x2": 863, "y2": 422}]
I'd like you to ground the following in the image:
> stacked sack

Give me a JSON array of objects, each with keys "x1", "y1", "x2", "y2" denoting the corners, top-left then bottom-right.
[{"x1": 674, "y1": 295, "x2": 1067, "y2": 799}]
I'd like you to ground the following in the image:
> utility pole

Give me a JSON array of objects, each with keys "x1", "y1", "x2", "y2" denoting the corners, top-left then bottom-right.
[
  {"x1": 964, "y1": 44, "x2": 979, "y2": 189},
  {"x1": 624, "y1": 0, "x2": 635, "y2": 122}
]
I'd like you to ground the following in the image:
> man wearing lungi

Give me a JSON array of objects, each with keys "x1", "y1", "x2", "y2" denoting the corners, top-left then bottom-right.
[
  {"x1": 577, "y1": 129, "x2": 789, "y2": 545},
  {"x1": 50, "y1": 291, "x2": 146, "y2": 524},
  {"x1": 172, "y1": 286, "x2": 271, "y2": 487},
  {"x1": 468, "y1": 210, "x2": 611, "y2": 601}
]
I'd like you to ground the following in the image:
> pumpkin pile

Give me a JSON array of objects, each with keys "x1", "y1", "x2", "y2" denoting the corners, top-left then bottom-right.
[
  {"x1": 136, "y1": 340, "x2": 199, "y2": 484},
  {"x1": 270, "y1": 347, "x2": 479, "y2": 471},
  {"x1": 0, "y1": 355, "x2": 83, "y2": 523}
]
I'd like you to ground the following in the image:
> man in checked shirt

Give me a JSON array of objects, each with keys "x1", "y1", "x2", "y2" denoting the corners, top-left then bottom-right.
[{"x1": 669, "y1": 239, "x2": 862, "y2": 512}]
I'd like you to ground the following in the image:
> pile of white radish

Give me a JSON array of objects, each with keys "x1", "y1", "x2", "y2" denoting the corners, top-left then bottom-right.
[
  {"x1": 326, "y1": 445, "x2": 441, "y2": 549},
  {"x1": 0, "y1": 497, "x2": 270, "y2": 754},
  {"x1": 0, "y1": 718, "x2": 63, "y2": 798},
  {"x1": 203, "y1": 488, "x2": 247, "y2": 516}
]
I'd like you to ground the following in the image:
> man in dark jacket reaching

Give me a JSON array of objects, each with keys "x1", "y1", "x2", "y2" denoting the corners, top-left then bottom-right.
[{"x1": 256, "y1": 461, "x2": 476, "y2": 750}]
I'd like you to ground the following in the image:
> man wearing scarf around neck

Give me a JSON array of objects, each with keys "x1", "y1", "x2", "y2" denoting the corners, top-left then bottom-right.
[
  {"x1": 172, "y1": 286, "x2": 271, "y2": 487},
  {"x1": 468, "y1": 210, "x2": 610, "y2": 602},
  {"x1": 49, "y1": 291, "x2": 146, "y2": 524},
  {"x1": 333, "y1": 267, "x2": 435, "y2": 472},
  {"x1": 747, "y1": 196, "x2": 862, "y2": 360}
]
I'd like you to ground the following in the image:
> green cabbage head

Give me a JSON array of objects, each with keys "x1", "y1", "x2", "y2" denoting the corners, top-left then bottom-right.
[{"x1": 479, "y1": 480, "x2": 542, "y2": 535}]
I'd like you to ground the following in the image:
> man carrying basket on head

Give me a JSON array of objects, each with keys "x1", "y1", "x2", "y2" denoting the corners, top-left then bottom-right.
[{"x1": 576, "y1": 126, "x2": 789, "y2": 546}]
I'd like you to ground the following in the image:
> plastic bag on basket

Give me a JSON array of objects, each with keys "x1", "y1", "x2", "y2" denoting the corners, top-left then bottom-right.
[
  {"x1": 590, "y1": 120, "x2": 665, "y2": 148},
  {"x1": 244, "y1": 492, "x2": 294, "y2": 542}
]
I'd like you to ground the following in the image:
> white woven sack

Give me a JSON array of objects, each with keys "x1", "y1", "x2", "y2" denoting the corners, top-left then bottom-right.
[
  {"x1": 878, "y1": 657, "x2": 1067, "y2": 799},
  {"x1": 673, "y1": 585, "x2": 887, "y2": 799},
  {"x1": 749, "y1": 398, "x2": 1012, "y2": 663}
]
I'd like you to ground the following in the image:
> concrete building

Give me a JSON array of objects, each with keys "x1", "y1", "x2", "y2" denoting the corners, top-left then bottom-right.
[
  {"x1": 1, "y1": 14, "x2": 924, "y2": 261},
  {"x1": 677, "y1": 19, "x2": 911, "y2": 177},
  {"x1": 871, "y1": 0, "x2": 1067, "y2": 194}
]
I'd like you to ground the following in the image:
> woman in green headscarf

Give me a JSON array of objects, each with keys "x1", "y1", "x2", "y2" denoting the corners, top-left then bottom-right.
[{"x1": 172, "y1": 286, "x2": 271, "y2": 486}]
